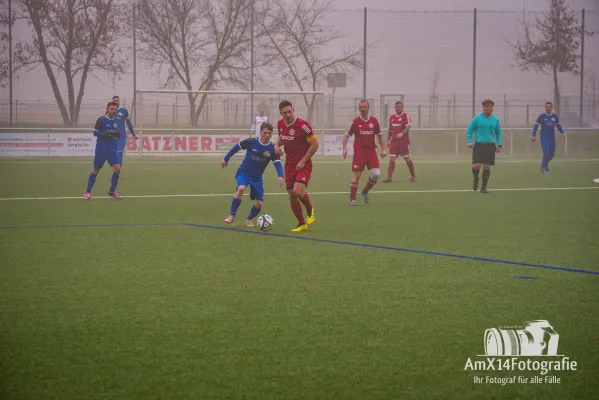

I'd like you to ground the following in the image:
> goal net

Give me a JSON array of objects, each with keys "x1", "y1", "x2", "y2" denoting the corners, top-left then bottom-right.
[{"x1": 130, "y1": 90, "x2": 325, "y2": 157}]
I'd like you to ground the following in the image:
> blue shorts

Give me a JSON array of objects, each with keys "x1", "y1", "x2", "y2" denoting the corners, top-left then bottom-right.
[
  {"x1": 235, "y1": 171, "x2": 264, "y2": 201},
  {"x1": 93, "y1": 147, "x2": 121, "y2": 169}
]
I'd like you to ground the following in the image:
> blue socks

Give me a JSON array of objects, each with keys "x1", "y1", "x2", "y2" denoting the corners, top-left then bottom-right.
[
  {"x1": 109, "y1": 172, "x2": 119, "y2": 193},
  {"x1": 247, "y1": 205, "x2": 261, "y2": 220},
  {"x1": 230, "y1": 197, "x2": 242, "y2": 216},
  {"x1": 86, "y1": 173, "x2": 97, "y2": 193}
]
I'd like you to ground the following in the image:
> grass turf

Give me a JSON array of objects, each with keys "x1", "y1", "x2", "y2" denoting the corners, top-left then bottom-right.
[{"x1": 0, "y1": 155, "x2": 598, "y2": 399}]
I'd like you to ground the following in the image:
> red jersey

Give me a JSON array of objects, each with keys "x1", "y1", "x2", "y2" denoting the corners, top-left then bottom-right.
[
  {"x1": 345, "y1": 116, "x2": 382, "y2": 149},
  {"x1": 278, "y1": 117, "x2": 316, "y2": 165},
  {"x1": 389, "y1": 113, "x2": 412, "y2": 145}
]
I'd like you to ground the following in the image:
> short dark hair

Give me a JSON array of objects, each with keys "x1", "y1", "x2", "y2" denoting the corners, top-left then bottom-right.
[
  {"x1": 395, "y1": 101, "x2": 403, "y2": 106},
  {"x1": 260, "y1": 121, "x2": 274, "y2": 132},
  {"x1": 359, "y1": 99, "x2": 369, "y2": 107},
  {"x1": 112, "y1": 95, "x2": 119, "y2": 100},
  {"x1": 481, "y1": 99, "x2": 495, "y2": 106},
  {"x1": 545, "y1": 101, "x2": 553, "y2": 106},
  {"x1": 106, "y1": 101, "x2": 119, "y2": 109},
  {"x1": 279, "y1": 100, "x2": 293, "y2": 110}
]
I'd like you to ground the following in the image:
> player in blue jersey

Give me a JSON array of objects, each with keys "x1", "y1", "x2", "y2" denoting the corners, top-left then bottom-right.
[
  {"x1": 112, "y1": 95, "x2": 137, "y2": 170},
  {"x1": 532, "y1": 102, "x2": 565, "y2": 174},
  {"x1": 84, "y1": 101, "x2": 122, "y2": 200},
  {"x1": 221, "y1": 121, "x2": 285, "y2": 227},
  {"x1": 467, "y1": 99, "x2": 503, "y2": 193}
]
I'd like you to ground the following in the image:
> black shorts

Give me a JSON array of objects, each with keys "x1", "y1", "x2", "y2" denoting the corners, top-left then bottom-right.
[{"x1": 472, "y1": 143, "x2": 496, "y2": 165}]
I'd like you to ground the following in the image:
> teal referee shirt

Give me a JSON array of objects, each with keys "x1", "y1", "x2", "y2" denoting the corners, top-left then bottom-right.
[{"x1": 467, "y1": 114, "x2": 503, "y2": 147}]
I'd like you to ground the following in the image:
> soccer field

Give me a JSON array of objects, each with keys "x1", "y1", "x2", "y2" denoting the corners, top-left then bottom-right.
[{"x1": 1, "y1": 155, "x2": 598, "y2": 399}]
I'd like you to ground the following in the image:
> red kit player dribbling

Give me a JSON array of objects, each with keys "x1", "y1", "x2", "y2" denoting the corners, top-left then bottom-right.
[
  {"x1": 342, "y1": 100, "x2": 387, "y2": 205},
  {"x1": 384, "y1": 101, "x2": 416, "y2": 182},
  {"x1": 275, "y1": 100, "x2": 319, "y2": 232}
]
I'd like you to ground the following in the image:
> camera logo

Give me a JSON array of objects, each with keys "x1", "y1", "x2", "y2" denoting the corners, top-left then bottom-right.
[{"x1": 484, "y1": 320, "x2": 560, "y2": 356}]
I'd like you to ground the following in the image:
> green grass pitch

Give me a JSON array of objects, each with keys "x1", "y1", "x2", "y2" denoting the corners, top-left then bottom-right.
[{"x1": 1, "y1": 154, "x2": 598, "y2": 399}]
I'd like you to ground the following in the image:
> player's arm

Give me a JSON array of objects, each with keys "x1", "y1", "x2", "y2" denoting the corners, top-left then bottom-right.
[
  {"x1": 402, "y1": 115, "x2": 412, "y2": 136},
  {"x1": 250, "y1": 118, "x2": 256, "y2": 135},
  {"x1": 342, "y1": 121, "x2": 353, "y2": 158},
  {"x1": 301, "y1": 129, "x2": 320, "y2": 165},
  {"x1": 387, "y1": 117, "x2": 393, "y2": 144},
  {"x1": 495, "y1": 118, "x2": 503, "y2": 152},
  {"x1": 271, "y1": 153, "x2": 285, "y2": 186},
  {"x1": 376, "y1": 121, "x2": 386, "y2": 157},
  {"x1": 466, "y1": 117, "x2": 477, "y2": 147},
  {"x1": 555, "y1": 114, "x2": 565, "y2": 134},
  {"x1": 124, "y1": 110, "x2": 136, "y2": 137},
  {"x1": 222, "y1": 138, "x2": 251, "y2": 167},
  {"x1": 93, "y1": 118, "x2": 108, "y2": 137},
  {"x1": 532, "y1": 114, "x2": 541, "y2": 139}
]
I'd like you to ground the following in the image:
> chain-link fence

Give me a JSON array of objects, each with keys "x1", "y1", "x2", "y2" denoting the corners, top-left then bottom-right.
[{"x1": 1, "y1": 4, "x2": 598, "y2": 129}]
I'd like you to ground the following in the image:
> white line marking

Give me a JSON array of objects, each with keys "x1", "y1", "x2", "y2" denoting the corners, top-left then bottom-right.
[{"x1": 1, "y1": 187, "x2": 597, "y2": 201}]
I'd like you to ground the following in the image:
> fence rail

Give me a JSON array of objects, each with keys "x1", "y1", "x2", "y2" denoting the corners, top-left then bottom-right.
[{"x1": 1, "y1": 127, "x2": 597, "y2": 157}]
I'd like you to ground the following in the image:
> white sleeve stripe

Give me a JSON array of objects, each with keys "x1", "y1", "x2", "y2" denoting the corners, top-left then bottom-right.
[
  {"x1": 273, "y1": 160, "x2": 281, "y2": 163},
  {"x1": 301, "y1": 124, "x2": 311, "y2": 133}
]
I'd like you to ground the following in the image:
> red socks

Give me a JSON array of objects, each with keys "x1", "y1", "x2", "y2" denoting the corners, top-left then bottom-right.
[
  {"x1": 350, "y1": 183, "x2": 358, "y2": 201},
  {"x1": 363, "y1": 178, "x2": 376, "y2": 194},
  {"x1": 388, "y1": 159, "x2": 396, "y2": 179},
  {"x1": 299, "y1": 192, "x2": 313, "y2": 215},
  {"x1": 290, "y1": 199, "x2": 305, "y2": 224},
  {"x1": 407, "y1": 160, "x2": 415, "y2": 177}
]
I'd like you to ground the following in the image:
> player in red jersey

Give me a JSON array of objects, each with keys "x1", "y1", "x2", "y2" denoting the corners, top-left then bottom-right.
[
  {"x1": 275, "y1": 100, "x2": 319, "y2": 232},
  {"x1": 342, "y1": 100, "x2": 386, "y2": 206},
  {"x1": 384, "y1": 101, "x2": 416, "y2": 182}
]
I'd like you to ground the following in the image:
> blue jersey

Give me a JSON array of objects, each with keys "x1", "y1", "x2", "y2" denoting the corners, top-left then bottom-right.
[
  {"x1": 93, "y1": 115, "x2": 120, "y2": 150},
  {"x1": 115, "y1": 107, "x2": 133, "y2": 149},
  {"x1": 224, "y1": 138, "x2": 283, "y2": 179},
  {"x1": 467, "y1": 113, "x2": 503, "y2": 146},
  {"x1": 533, "y1": 113, "x2": 564, "y2": 137}
]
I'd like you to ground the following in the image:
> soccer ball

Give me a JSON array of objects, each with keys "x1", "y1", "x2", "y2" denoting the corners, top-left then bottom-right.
[{"x1": 257, "y1": 215, "x2": 274, "y2": 232}]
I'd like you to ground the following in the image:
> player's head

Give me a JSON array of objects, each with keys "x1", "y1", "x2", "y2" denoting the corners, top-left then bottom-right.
[
  {"x1": 106, "y1": 101, "x2": 118, "y2": 118},
  {"x1": 395, "y1": 101, "x2": 403, "y2": 114},
  {"x1": 112, "y1": 96, "x2": 120, "y2": 106},
  {"x1": 358, "y1": 100, "x2": 370, "y2": 118},
  {"x1": 545, "y1": 102, "x2": 553, "y2": 113},
  {"x1": 257, "y1": 106, "x2": 265, "y2": 116},
  {"x1": 481, "y1": 99, "x2": 494, "y2": 115},
  {"x1": 279, "y1": 100, "x2": 294, "y2": 124},
  {"x1": 259, "y1": 122, "x2": 274, "y2": 144}
]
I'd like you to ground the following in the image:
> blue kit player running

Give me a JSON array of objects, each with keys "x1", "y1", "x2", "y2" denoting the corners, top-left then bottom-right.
[
  {"x1": 84, "y1": 101, "x2": 122, "y2": 200},
  {"x1": 532, "y1": 102, "x2": 565, "y2": 174},
  {"x1": 112, "y1": 95, "x2": 137, "y2": 170},
  {"x1": 221, "y1": 121, "x2": 284, "y2": 227}
]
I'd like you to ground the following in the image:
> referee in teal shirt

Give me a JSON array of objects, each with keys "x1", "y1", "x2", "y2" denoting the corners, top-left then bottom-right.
[{"x1": 467, "y1": 99, "x2": 503, "y2": 193}]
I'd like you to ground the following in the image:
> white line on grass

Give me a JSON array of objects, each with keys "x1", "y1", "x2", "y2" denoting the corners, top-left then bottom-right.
[{"x1": 1, "y1": 187, "x2": 597, "y2": 201}]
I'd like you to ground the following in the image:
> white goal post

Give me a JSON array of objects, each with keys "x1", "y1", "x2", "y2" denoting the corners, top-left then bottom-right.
[{"x1": 133, "y1": 90, "x2": 326, "y2": 157}]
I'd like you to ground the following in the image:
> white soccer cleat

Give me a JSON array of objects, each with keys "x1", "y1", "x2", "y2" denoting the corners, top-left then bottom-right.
[
  {"x1": 246, "y1": 219, "x2": 255, "y2": 228},
  {"x1": 224, "y1": 215, "x2": 235, "y2": 224}
]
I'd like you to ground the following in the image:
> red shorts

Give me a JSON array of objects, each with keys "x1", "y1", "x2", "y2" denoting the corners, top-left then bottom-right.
[
  {"x1": 352, "y1": 148, "x2": 380, "y2": 172},
  {"x1": 390, "y1": 143, "x2": 411, "y2": 157},
  {"x1": 285, "y1": 161, "x2": 312, "y2": 189}
]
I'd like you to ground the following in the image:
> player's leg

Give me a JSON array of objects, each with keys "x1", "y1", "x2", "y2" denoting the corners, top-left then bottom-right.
[
  {"x1": 107, "y1": 149, "x2": 122, "y2": 198},
  {"x1": 226, "y1": 172, "x2": 248, "y2": 223},
  {"x1": 85, "y1": 149, "x2": 106, "y2": 199},
  {"x1": 361, "y1": 150, "x2": 380, "y2": 203},
  {"x1": 296, "y1": 166, "x2": 314, "y2": 223},
  {"x1": 384, "y1": 151, "x2": 398, "y2": 182},
  {"x1": 480, "y1": 144, "x2": 495, "y2": 193},
  {"x1": 546, "y1": 135, "x2": 556, "y2": 172},
  {"x1": 471, "y1": 143, "x2": 483, "y2": 191},
  {"x1": 540, "y1": 135, "x2": 550, "y2": 173},
  {"x1": 246, "y1": 179, "x2": 264, "y2": 227},
  {"x1": 285, "y1": 164, "x2": 307, "y2": 229},
  {"x1": 350, "y1": 151, "x2": 364, "y2": 205},
  {"x1": 401, "y1": 146, "x2": 416, "y2": 182}
]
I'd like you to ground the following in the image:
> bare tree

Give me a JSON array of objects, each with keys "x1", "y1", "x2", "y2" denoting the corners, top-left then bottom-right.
[
  {"x1": 509, "y1": 0, "x2": 593, "y2": 115},
  {"x1": 137, "y1": 0, "x2": 258, "y2": 127},
  {"x1": 256, "y1": 0, "x2": 362, "y2": 121},
  {"x1": 7, "y1": 0, "x2": 128, "y2": 127}
]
